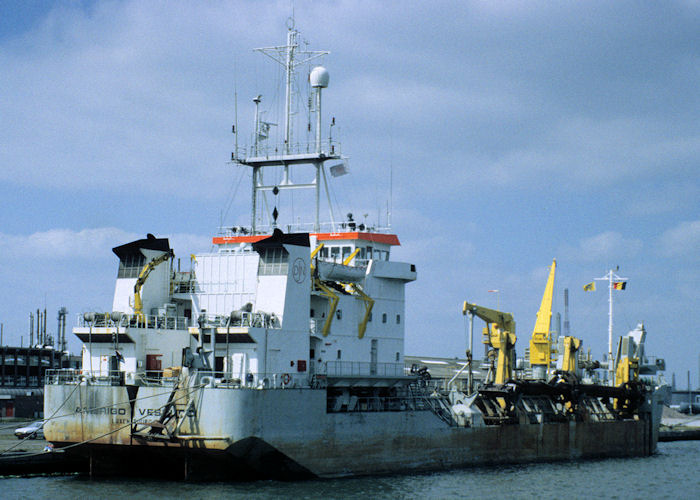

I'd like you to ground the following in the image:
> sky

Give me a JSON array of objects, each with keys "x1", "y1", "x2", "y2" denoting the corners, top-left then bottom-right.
[{"x1": 0, "y1": 1, "x2": 698, "y2": 389}]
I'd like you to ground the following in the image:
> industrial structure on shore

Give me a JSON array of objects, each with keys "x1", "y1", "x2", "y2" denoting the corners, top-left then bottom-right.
[{"x1": 0, "y1": 308, "x2": 79, "y2": 418}]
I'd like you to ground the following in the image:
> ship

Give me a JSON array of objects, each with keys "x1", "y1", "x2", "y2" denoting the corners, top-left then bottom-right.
[{"x1": 44, "y1": 21, "x2": 664, "y2": 480}]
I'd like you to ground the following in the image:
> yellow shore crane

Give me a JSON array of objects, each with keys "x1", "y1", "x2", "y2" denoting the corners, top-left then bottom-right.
[{"x1": 462, "y1": 301, "x2": 516, "y2": 385}]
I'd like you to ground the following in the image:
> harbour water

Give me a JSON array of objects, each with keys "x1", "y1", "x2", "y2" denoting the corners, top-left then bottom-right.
[{"x1": 1, "y1": 441, "x2": 698, "y2": 499}]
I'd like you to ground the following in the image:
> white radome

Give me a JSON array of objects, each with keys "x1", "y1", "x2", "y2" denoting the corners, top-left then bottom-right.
[{"x1": 309, "y1": 66, "x2": 329, "y2": 88}]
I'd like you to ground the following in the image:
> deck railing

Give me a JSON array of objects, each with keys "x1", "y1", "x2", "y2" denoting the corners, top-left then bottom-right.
[
  {"x1": 231, "y1": 140, "x2": 342, "y2": 162},
  {"x1": 75, "y1": 313, "x2": 190, "y2": 330},
  {"x1": 45, "y1": 369, "x2": 122, "y2": 385},
  {"x1": 323, "y1": 361, "x2": 404, "y2": 377},
  {"x1": 45, "y1": 368, "x2": 309, "y2": 389}
]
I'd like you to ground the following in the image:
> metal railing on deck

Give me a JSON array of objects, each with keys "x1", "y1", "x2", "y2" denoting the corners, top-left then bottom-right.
[
  {"x1": 231, "y1": 140, "x2": 342, "y2": 162},
  {"x1": 197, "y1": 311, "x2": 280, "y2": 329},
  {"x1": 323, "y1": 361, "x2": 404, "y2": 377},
  {"x1": 193, "y1": 371, "x2": 321, "y2": 390},
  {"x1": 75, "y1": 313, "x2": 189, "y2": 330},
  {"x1": 326, "y1": 394, "x2": 432, "y2": 413},
  {"x1": 46, "y1": 369, "x2": 124, "y2": 386},
  {"x1": 45, "y1": 368, "x2": 310, "y2": 390}
]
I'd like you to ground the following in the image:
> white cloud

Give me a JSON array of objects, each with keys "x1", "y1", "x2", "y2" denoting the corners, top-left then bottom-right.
[
  {"x1": 565, "y1": 231, "x2": 643, "y2": 262},
  {"x1": 659, "y1": 220, "x2": 700, "y2": 257},
  {"x1": 168, "y1": 233, "x2": 214, "y2": 257},
  {"x1": 0, "y1": 228, "x2": 211, "y2": 261},
  {"x1": 0, "y1": 228, "x2": 138, "y2": 260}
]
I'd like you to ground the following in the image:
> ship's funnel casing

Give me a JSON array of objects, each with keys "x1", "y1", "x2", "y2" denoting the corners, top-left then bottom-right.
[
  {"x1": 252, "y1": 231, "x2": 311, "y2": 331},
  {"x1": 111, "y1": 237, "x2": 171, "y2": 316}
]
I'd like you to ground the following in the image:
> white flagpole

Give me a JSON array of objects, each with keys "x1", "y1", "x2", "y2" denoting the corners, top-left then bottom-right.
[{"x1": 595, "y1": 268, "x2": 627, "y2": 385}]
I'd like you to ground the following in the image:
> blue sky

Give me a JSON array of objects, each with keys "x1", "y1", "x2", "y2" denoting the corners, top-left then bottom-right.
[{"x1": 1, "y1": 1, "x2": 698, "y2": 388}]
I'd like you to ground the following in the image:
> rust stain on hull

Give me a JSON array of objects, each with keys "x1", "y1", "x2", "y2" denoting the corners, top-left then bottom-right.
[{"x1": 45, "y1": 385, "x2": 659, "y2": 480}]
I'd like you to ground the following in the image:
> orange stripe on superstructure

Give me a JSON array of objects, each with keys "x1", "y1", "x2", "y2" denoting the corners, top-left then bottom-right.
[
  {"x1": 314, "y1": 232, "x2": 400, "y2": 246},
  {"x1": 212, "y1": 235, "x2": 269, "y2": 245}
]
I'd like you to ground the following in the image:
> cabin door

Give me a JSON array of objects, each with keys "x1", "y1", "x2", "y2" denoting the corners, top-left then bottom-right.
[
  {"x1": 309, "y1": 337, "x2": 321, "y2": 375},
  {"x1": 370, "y1": 339, "x2": 378, "y2": 375}
]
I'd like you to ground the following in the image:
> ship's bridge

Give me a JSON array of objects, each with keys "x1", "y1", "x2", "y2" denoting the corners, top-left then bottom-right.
[{"x1": 213, "y1": 230, "x2": 400, "y2": 264}]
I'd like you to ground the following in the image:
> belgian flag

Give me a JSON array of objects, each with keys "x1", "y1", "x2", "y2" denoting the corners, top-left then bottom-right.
[{"x1": 613, "y1": 281, "x2": 627, "y2": 290}]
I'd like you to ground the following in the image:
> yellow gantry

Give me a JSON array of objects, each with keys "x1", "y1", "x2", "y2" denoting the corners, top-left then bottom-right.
[
  {"x1": 311, "y1": 243, "x2": 373, "y2": 339},
  {"x1": 314, "y1": 278, "x2": 339, "y2": 337},
  {"x1": 348, "y1": 283, "x2": 374, "y2": 339},
  {"x1": 342, "y1": 248, "x2": 360, "y2": 266},
  {"x1": 310, "y1": 243, "x2": 325, "y2": 262}
]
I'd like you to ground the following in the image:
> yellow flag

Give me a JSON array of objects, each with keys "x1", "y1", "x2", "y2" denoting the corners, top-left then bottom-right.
[{"x1": 583, "y1": 282, "x2": 596, "y2": 292}]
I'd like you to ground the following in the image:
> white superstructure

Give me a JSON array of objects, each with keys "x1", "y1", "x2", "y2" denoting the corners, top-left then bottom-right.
[{"x1": 73, "y1": 21, "x2": 416, "y2": 388}]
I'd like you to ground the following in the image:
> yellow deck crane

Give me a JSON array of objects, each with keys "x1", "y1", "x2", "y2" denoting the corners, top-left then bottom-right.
[
  {"x1": 133, "y1": 252, "x2": 171, "y2": 324},
  {"x1": 529, "y1": 259, "x2": 557, "y2": 380},
  {"x1": 559, "y1": 336, "x2": 581, "y2": 372},
  {"x1": 613, "y1": 329, "x2": 641, "y2": 411},
  {"x1": 462, "y1": 301, "x2": 516, "y2": 385},
  {"x1": 525, "y1": 258, "x2": 582, "y2": 377}
]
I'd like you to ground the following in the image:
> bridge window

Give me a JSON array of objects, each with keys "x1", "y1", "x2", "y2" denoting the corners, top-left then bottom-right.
[
  {"x1": 330, "y1": 247, "x2": 340, "y2": 261},
  {"x1": 258, "y1": 247, "x2": 289, "y2": 275},
  {"x1": 117, "y1": 252, "x2": 146, "y2": 278},
  {"x1": 382, "y1": 313, "x2": 387, "y2": 324},
  {"x1": 396, "y1": 314, "x2": 401, "y2": 324}
]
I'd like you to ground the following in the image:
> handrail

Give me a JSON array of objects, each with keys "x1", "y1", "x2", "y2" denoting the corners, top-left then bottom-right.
[
  {"x1": 232, "y1": 139, "x2": 342, "y2": 162},
  {"x1": 324, "y1": 361, "x2": 404, "y2": 377},
  {"x1": 46, "y1": 368, "x2": 309, "y2": 390},
  {"x1": 75, "y1": 313, "x2": 189, "y2": 330}
]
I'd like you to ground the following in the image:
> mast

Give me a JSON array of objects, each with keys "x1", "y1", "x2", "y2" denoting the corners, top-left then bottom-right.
[
  {"x1": 284, "y1": 26, "x2": 296, "y2": 155},
  {"x1": 232, "y1": 19, "x2": 339, "y2": 235}
]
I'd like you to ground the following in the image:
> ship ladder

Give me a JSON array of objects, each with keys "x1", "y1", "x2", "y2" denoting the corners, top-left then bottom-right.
[
  {"x1": 410, "y1": 385, "x2": 455, "y2": 426},
  {"x1": 429, "y1": 394, "x2": 456, "y2": 426},
  {"x1": 132, "y1": 379, "x2": 189, "y2": 441},
  {"x1": 173, "y1": 398, "x2": 197, "y2": 435}
]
